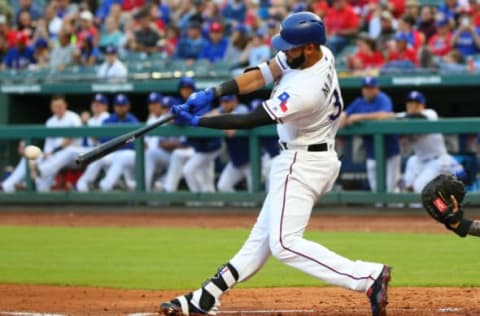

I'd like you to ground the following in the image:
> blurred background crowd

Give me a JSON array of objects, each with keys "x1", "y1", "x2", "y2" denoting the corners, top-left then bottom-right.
[{"x1": 2, "y1": 0, "x2": 480, "y2": 77}]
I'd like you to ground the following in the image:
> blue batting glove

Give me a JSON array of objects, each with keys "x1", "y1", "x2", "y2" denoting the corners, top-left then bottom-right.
[
  {"x1": 170, "y1": 106, "x2": 200, "y2": 126},
  {"x1": 185, "y1": 88, "x2": 215, "y2": 115}
]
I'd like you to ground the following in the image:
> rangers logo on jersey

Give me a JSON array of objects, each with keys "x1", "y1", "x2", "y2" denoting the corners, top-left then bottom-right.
[{"x1": 278, "y1": 92, "x2": 290, "y2": 112}]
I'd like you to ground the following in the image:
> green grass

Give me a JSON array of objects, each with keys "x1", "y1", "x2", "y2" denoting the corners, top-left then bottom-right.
[{"x1": 0, "y1": 226, "x2": 478, "y2": 290}]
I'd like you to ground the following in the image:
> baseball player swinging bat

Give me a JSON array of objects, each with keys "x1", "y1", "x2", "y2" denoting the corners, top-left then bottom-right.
[{"x1": 75, "y1": 114, "x2": 175, "y2": 166}]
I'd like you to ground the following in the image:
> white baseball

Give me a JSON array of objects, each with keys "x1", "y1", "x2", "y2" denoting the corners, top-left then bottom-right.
[{"x1": 24, "y1": 145, "x2": 42, "y2": 160}]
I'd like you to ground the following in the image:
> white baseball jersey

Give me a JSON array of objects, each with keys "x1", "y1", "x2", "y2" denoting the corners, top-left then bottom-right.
[
  {"x1": 86, "y1": 112, "x2": 110, "y2": 147},
  {"x1": 397, "y1": 109, "x2": 447, "y2": 161},
  {"x1": 263, "y1": 49, "x2": 343, "y2": 147},
  {"x1": 97, "y1": 59, "x2": 128, "y2": 81},
  {"x1": 44, "y1": 110, "x2": 82, "y2": 154}
]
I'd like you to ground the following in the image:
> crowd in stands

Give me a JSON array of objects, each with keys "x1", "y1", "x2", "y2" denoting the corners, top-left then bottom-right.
[{"x1": 1, "y1": 0, "x2": 480, "y2": 76}]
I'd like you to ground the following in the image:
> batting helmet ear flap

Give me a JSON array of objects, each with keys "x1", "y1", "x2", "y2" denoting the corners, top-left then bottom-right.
[{"x1": 271, "y1": 11, "x2": 326, "y2": 51}]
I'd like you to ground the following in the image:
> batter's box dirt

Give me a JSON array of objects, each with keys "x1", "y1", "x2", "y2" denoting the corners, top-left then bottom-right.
[{"x1": 1, "y1": 285, "x2": 480, "y2": 316}]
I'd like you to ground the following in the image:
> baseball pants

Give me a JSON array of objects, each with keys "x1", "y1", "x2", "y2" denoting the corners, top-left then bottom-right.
[
  {"x1": 98, "y1": 150, "x2": 135, "y2": 191},
  {"x1": 217, "y1": 162, "x2": 252, "y2": 192},
  {"x1": 366, "y1": 154, "x2": 401, "y2": 192},
  {"x1": 1, "y1": 157, "x2": 29, "y2": 192},
  {"x1": 229, "y1": 150, "x2": 383, "y2": 291},
  {"x1": 163, "y1": 147, "x2": 194, "y2": 192},
  {"x1": 145, "y1": 147, "x2": 171, "y2": 191},
  {"x1": 183, "y1": 150, "x2": 221, "y2": 193}
]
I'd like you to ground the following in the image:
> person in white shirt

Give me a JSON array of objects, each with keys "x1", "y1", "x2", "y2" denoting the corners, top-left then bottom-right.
[
  {"x1": 396, "y1": 90, "x2": 465, "y2": 192},
  {"x1": 1, "y1": 95, "x2": 82, "y2": 192},
  {"x1": 32, "y1": 94, "x2": 111, "y2": 191},
  {"x1": 96, "y1": 45, "x2": 128, "y2": 82}
]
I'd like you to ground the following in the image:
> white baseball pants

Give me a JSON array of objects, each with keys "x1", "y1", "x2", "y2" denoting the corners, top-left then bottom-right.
[
  {"x1": 163, "y1": 147, "x2": 194, "y2": 192},
  {"x1": 145, "y1": 147, "x2": 171, "y2": 191},
  {"x1": 217, "y1": 162, "x2": 252, "y2": 192},
  {"x1": 183, "y1": 150, "x2": 221, "y2": 193},
  {"x1": 1, "y1": 157, "x2": 28, "y2": 192},
  {"x1": 366, "y1": 154, "x2": 401, "y2": 192},
  {"x1": 229, "y1": 150, "x2": 383, "y2": 291},
  {"x1": 98, "y1": 150, "x2": 135, "y2": 191}
]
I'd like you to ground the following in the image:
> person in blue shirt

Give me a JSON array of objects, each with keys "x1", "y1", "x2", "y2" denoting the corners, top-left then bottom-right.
[
  {"x1": 76, "y1": 94, "x2": 140, "y2": 192},
  {"x1": 174, "y1": 20, "x2": 207, "y2": 63},
  {"x1": 339, "y1": 77, "x2": 401, "y2": 193},
  {"x1": 222, "y1": 0, "x2": 247, "y2": 24},
  {"x1": 2, "y1": 32, "x2": 35, "y2": 69},
  {"x1": 198, "y1": 21, "x2": 229, "y2": 63},
  {"x1": 451, "y1": 9, "x2": 480, "y2": 57},
  {"x1": 214, "y1": 95, "x2": 251, "y2": 192}
]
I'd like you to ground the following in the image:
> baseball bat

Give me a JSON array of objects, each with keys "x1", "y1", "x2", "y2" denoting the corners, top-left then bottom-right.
[{"x1": 76, "y1": 114, "x2": 175, "y2": 166}]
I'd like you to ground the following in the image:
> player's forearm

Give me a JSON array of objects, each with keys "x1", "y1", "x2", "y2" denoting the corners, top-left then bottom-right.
[
  {"x1": 198, "y1": 105, "x2": 274, "y2": 130},
  {"x1": 234, "y1": 69, "x2": 267, "y2": 95}
]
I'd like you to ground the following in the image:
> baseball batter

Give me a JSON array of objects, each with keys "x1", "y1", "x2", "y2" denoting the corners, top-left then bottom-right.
[
  {"x1": 161, "y1": 12, "x2": 391, "y2": 316},
  {"x1": 396, "y1": 91, "x2": 465, "y2": 193}
]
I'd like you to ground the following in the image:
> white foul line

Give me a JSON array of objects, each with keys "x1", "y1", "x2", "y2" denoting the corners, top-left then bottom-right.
[{"x1": 0, "y1": 313, "x2": 65, "y2": 316}]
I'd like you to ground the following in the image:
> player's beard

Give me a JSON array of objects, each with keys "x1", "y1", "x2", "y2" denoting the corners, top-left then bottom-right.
[{"x1": 286, "y1": 52, "x2": 305, "y2": 69}]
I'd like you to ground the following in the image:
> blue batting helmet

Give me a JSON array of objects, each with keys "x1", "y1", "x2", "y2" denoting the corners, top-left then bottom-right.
[{"x1": 271, "y1": 11, "x2": 326, "y2": 51}]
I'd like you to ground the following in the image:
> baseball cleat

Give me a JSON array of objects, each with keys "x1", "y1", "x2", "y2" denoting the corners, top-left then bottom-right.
[
  {"x1": 367, "y1": 265, "x2": 391, "y2": 316},
  {"x1": 160, "y1": 295, "x2": 207, "y2": 316}
]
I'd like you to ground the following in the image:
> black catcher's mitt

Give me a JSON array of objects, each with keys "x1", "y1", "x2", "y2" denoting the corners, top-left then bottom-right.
[{"x1": 421, "y1": 174, "x2": 465, "y2": 226}]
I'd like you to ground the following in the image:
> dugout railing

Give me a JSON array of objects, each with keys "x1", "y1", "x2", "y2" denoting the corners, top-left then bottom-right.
[{"x1": 0, "y1": 118, "x2": 479, "y2": 205}]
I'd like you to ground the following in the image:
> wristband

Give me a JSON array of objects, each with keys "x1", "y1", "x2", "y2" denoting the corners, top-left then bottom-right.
[{"x1": 258, "y1": 62, "x2": 274, "y2": 85}]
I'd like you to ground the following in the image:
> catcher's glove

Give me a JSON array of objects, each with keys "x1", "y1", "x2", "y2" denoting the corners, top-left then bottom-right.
[{"x1": 421, "y1": 174, "x2": 471, "y2": 237}]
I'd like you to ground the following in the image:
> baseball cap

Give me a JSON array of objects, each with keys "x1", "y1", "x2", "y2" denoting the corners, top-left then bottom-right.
[
  {"x1": 162, "y1": 96, "x2": 176, "y2": 108},
  {"x1": 220, "y1": 95, "x2": 236, "y2": 102},
  {"x1": 105, "y1": 45, "x2": 118, "y2": 54},
  {"x1": 34, "y1": 38, "x2": 49, "y2": 49},
  {"x1": 235, "y1": 24, "x2": 248, "y2": 34},
  {"x1": 178, "y1": 77, "x2": 196, "y2": 90},
  {"x1": 148, "y1": 92, "x2": 163, "y2": 104},
  {"x1": 362, "y1": 77, "x2": 378, "y2": 87},
  {"x1": 406, "y1": 90, "x2": 426, "y2": 104},
  {"x1": 436, "y1": 17, "x2": 450, "y2": 27},
  {"x1": 113, "y1": 94, "x2": 130, "y2": 106},
  {"x1": 80, "y1": 10, "x2": 93, "y2": 20},
  {"x1": 209, "y1": 21, "x2": 223, "y2": 32},
  {"x1": 394, "y1": 32, "x2": 409, "y2": 42},
  {"x1": 92, "y1": 93, "x2": 108, "y2": 105}
]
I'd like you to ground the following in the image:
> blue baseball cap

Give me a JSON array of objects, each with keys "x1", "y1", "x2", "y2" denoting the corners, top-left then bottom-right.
[
  {"x1": 436, "y1": 17, "x2": 450, "y2": 27},
  {"x1": 235, "y1": 24, "x2": 248, "y2": 34},
  {"x1": 35, "y1": 38, "x2": 48, "y2": 49},
  {"x1": 113, "y1": 94, "x2": 130, "y2": 106},
  {"x1": 92, "y1": 93, "x2": 108, "y2": 105},
  {"x1": 105, "y1": 45, "x2": 118, "y2": 54},
  {"x1": 394, "y1": 32, "x2": 409, "y2": 42},
  {"x1": 162, "y1": 96, "x2": 176, "y2": 108},
  {"x1": 362, "y1": 76, "x2": 378, "y2": 87},
  {"x1": 178, "y1": 77, "x2": 196, "y2": 90},
  {"x1": 148, "y1": 92, "x2": 163, "y2": 104},
  {"x1": 220, "y1": 94, "x2": 237, "y2": 102},
  {"x1": 406, "y1": 90, "x2": 426, "y2": 104}
]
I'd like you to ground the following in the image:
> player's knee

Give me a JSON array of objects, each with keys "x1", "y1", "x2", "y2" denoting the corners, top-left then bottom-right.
[
  {"x1": 269, "y1": 236, "x2": 297, "y2": 261},
  {"x1": 217, "y1": 180, "x2": 233, "y2": 192}
]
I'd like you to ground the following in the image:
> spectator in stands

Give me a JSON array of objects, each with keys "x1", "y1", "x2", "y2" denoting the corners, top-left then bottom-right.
[
  {"x1": 99, "y1": 16, "x2": 125, "y2": 51},
  {"x1": 438, "y1": 0, "x2": 462, "y2": 21},
  {"x1": 243, "y1": 29, "x2": 270, "y2": 67},
  {"x1": 2, "y1": 32, "x2": 35, "y2": 69},
  {"x1": 451, "y1": 8, "x2": 480, "y2": 56},
  {"x1": 174, "y1": 20, "x2": 206, "y2": 63},
  {"x1": 76, "y1": 11, "x2": 98, "y2": 49},
  {"x1": 404, "y1": 0, "x2": 421, "y2": 20},
  {"x1": 49, "y1": 29, "x2": 79, "y2": 71},
  {"x1": 339, "y1": 77, "x2": 401, "y2": 193},
  {"x1": 347, "y1": 33, "x2": 385, "y2": 72},
  {"x1": 45, "y1": 3, "x2": 62, "y2": 38},
  {"x1": 438, "y1": 49, "x2": 467, "y2": 72},
  {"x1": 17, "y1": 11, "x2": 35, "y2": 40},
  {"x1": 155, "y1": 0, "x2": 171, "y2": 26},
  {"x1": 77, "y1": 94, "x2": 139, "y2": 192},
  {"x1": 1, "y1": 95, "x2": 82, "y2": 193},
  {"x1": 97, "y1": 45, "x2": 128, "y2": 82},
  {"x1": 32, "y1": 95, "x2": 110, "y2": 192},
  {"x1": 163, "y1": 24, "x2": 179, "y2": 57},
  {"x1": 199, "y1": 21, "x2": 228, "y2": 63},
  {"x1": 473, "y1": 0, "x2": 480, "y2": 27},
  {"x1": 33, "y1": 38, "x2": 50, "y2": 67},
  {"x1": 417, "y1": 6, "x2": 437, "y2": 41},
  {"x1": 0, "y1": 34, "x2": 7, "y2": 61},
  {"x1": 385, "y1": 32, "x2": 418, "y2": 67},
  {"x1": 223, "y1": 24, "x2": 249, "y2": 67},
  {"x1": 398, "y1": 14, "x2": 425, "y2": 51},
  {"x1": 325, "y1": 0, "x2": 360, "y2": 54},
  {"x1": 215, "y1": 95, "x2": 252, "y2": 192},
  {"x1": 78, "y1": 35, "x2": 101, "y2": 67},
  {"x1": 0, "y1": 15, "x2": 16, "y2": 48},
  {"x1": 222, "y1": 0, "x2": 247, "y2": 24},
  {"x1": 426, "y1": 17, "x2": 453, "y2": 57},
  {"x1": 15, "y1": 0, "x2": 42, "y2": 24},
  {"x1": 133, "y1": 9, "x2": 162, "y2": 53},
  {"x1": 31, "y1": 18, "x2": 50, "y2": 45},
  {"x1": 55, "y1": 0, "x2": 77, "y2": 19}
]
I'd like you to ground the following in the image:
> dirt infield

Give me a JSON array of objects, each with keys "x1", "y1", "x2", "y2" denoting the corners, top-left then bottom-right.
[{"x1": 1, "y1": 209, "x2": 479, "y2": 316}]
